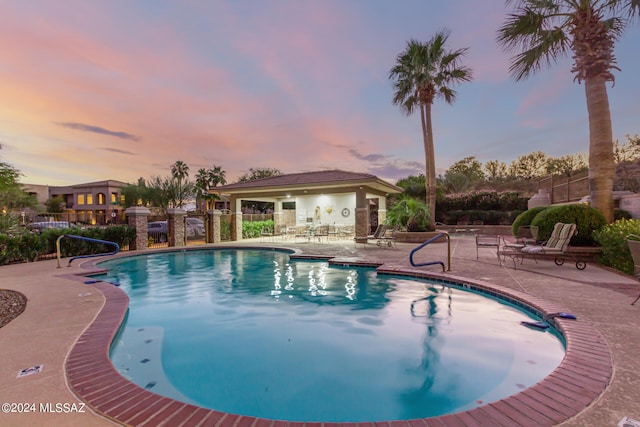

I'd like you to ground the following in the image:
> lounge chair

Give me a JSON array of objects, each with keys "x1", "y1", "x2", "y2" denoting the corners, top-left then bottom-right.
[
  {"x1": 377, "y1": 226, "x2": 398, "y2": 248},
  {"x1": 500, "y1": 222, "x2": 585, "y2": 270},
  {"x1": 626, "y1": 234, "x2": 640, "y2": 305},
  {"x1": 355, "y1": 224, "x2": 387, "y2": 246}
]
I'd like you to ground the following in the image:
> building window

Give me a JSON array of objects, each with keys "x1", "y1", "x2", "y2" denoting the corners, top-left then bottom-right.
[
  {"x1": 120, "y1": 194, "x2": 126, "y2": 204},
  {"x1": 111, "y1": 193, "x2": 118, "y2": 204},
  {"x1": 86, "y1": 194, "x2": 93, "y2": 205},
  {"x1": 97, "y1": 193, "x2": 106, "y2": 205},
  {"x1": 77, "y1": 194, "x2": 85, "y2": 205}
]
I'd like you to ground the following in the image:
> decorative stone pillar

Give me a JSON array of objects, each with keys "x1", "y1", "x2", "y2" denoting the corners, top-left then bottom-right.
[
  {"x1": 167, "y1": 208, "x2": 187, "y2": 247},
  {"x1": 353, "y1": 187, "x2": 369, "y2": 243},
  {"x1": 231, "y1": 196, "x2": 243, "y2": 241},
  {"x1": 125, "y1": 206, "x2": 151, "y2": 250},
  {"x1": 354, "y1": 207, "x2": 369, "y2": 243},
  {"x1": 231, "y1": 212, "x2": 243, "y2": 241},
  {"x1": 208, "y1": 210, "x2": 222, "y2": 243}
]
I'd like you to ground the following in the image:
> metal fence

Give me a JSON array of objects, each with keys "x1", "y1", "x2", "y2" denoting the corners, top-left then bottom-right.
[{"x1": 538, "y1": 170, "x2": 589, "y2": 204}]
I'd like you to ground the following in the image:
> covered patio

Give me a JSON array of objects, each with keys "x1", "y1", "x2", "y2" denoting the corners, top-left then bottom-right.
[{"x1": 210, "y1": 170, "x2": 403, "y2": 242}]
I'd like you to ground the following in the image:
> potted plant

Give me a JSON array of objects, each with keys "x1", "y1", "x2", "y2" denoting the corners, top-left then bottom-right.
[{"x1": 385, "y1": 198, "x2": 444, "y2": 243}]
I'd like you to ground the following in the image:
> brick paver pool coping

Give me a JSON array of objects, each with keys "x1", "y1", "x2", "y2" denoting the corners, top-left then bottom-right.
[{"x1": 67, "y1": 255, "x2": 612, "y2": 427}]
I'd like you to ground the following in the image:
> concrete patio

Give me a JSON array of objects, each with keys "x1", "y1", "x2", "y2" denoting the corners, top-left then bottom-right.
[{"x1": 1, "y1": 234, "x2": 639, "y2": 426}]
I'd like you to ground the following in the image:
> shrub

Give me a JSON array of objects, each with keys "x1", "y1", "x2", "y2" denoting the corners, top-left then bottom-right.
[
  {"x1": 385, "y1": 198, "x2": 431, "y2": 231},
  {"x1": 530, "y1": 204, "x2": 607, "y2": 246},
  {"x1": 242, "y1": 220, "x2": 274, "y2": 239},
  {"x1": 614, "y1": 208, "x2": 633, "y2": 221},
  {"x1": 0, "y1": 225, "x2": 137, "y2": 265},
  {"x1": 511, "y1": 206, "x2": 548, "y2": 236},
  {"x1": 593, "y1": 219, "x2": 640, "y2": 274},
  {"x1": 440, "y1": 209, "x2": 522, "y2": 225},
  {"x1": 438, "y1": 191, "x2": 528, "y2": 212}
]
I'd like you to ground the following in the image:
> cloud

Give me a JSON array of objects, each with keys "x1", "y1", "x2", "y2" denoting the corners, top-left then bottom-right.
[
  {"x1": 348, "y1": 149, "x2": 389, "y2": 163},
  {"x1": 101, "y1": 147, "x2": 137, "y2": 155},
  {"x1": 346, "y1": 148, "x2": 424, "y2": 182},
  {"x1": 57, "y1": 122, "x2": 141, "y2": 141}
]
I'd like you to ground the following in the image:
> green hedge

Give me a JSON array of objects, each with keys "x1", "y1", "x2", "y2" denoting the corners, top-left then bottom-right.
[
  {"x1": 593, "y1": 219, "x2": 640, "y2": 275},
  {"x1": 530, "y1": 204, "x2": 607, "y2": 246},
  {"x1": 439, "y1": 210, "x2": 522, "y2": 225},
  {"x1": 0, "y1": 225, "x2": 136, "y2": 265},
  {"x1": 511, "y1": 206, "x2": 548, "y2": 236},
  {"x1": 438, "y1": 191, "x2": 528, "y2": 212},
  {"x1": 242, "y1": 220, "x2": 274, "y2": 239}
]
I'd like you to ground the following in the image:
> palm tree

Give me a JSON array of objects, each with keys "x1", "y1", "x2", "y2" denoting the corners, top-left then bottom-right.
[
  {"x1": 389, "y1": 30, "x2": 472, "y2": 230},
  {"x1": 497, "y1": 0, "x2": 639, "y2": 223},
  {"x1": 194, "y1": 168, "x2": 210, "y2": 212},
  {"x1": 170, "y1": 160, "x2": 190, "y2": 209},
  {"x1": 194, "y1": 165, "x2": 227, "y2": 210},
  {"x1": 208, "y1": 165, "x2": 227, "y2": 188}
]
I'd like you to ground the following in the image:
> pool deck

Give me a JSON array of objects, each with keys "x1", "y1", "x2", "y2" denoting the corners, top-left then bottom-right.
[{"x1": 1, "y1": 234, "x2": 639, "y2": 426}]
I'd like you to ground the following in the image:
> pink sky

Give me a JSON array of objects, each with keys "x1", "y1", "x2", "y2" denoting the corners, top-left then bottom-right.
[{"x1": 1, "y1": 1, "x2": 638, "y2": 186}]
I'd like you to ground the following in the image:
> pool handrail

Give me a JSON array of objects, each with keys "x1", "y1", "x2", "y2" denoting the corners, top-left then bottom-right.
[
  {"x1": 409, "y1": 231, "x2": 451, "y2": 271},
  {"x1": 56, "y1": 234, "x2": 120, "y2": 268}
]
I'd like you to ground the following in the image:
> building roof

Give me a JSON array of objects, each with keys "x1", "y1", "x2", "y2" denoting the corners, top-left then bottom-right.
[{"x1": 211, "y1": 170, "x2": 403, "y2": 196}]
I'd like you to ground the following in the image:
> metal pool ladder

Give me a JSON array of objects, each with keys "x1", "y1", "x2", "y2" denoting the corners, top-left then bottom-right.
[
  {"x1": 56, "y1": 234, "x2": 120, "y2": 268},
  {"x1": 409, "y1": 232, "x2": 451, "y2": 271}
]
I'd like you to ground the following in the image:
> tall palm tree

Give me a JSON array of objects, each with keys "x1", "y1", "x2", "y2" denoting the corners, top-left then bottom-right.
[
  {"x1": 170, "y1": 160, "x2": 190, "y2": 209},
  {"x1": 389, "y1": 30, "x2": 472, "y2": 229},
  {"x1": 170, "y1": 160, "x2": 190, "y2": 182},
  {"x1": 194, "y1": 168, "x2": 210, "y2": 211},
  {"x1": 497, "y1": 0, "x2": 639, "y2": 223},
  {"x1": 208, "y1": 165, "x2": 227, "y2": 188}
]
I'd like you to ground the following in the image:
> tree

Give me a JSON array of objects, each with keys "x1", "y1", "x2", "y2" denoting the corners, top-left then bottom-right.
[
  {"x1": 1, "y1": 148, "x2": 35, "y2": 213},
  {"x1": 395, "y1": 174, "x2": 427, "y2": 200},
  {"x1": 614, "y1": 134, "x2": 640, "y2": 191},
  {"x1": 443, "y1": 172, "x2": 471, "y2": 194},
  {"x1": 484, "y1": 160, "x2": 508, "y2": 182},
  {"x1": 497, "y1": 0, "x2": 640, "y2": 222},
  {"x1": 44, "y1": 196, "x2": 65, "y2": 213},
  {"x1": 546, "y1": 153, "x2": 588, "y2": 177},
  {"x1": 508, "y1": 151, "x2": 548, "y2": 180},
  {"x1": 195, "y1": 165, "x2": 228, "y2": 211},
  {"x1": 237, "y1": 167, "x2": 282, "y2": 183},
  {"x1": 389, "y1": 30, "x2": 472, "y2": 230},
  {"x1": 614, "y1": 134, "x2": 640, "y2": 164},
  {"x1": 445, "y1": 156, "x2": 484, "y2": 184},
  {"x1": 170, "y1": 161, "x2": 190, "y2": 209}
]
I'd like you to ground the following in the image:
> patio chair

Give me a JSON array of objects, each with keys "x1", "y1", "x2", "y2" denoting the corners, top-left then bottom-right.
[
  {"x1": 355, "y1": 224, "x2": 387, "y2": 246},
  {"x1": 377, "y1": 226, "x2": 398, "y2": 248},
  {"x1": 626, "y1": 234, "x2": 640, "y2": 305},
  {"x1": 260, "y1": 226, "x2": 274, "y2": 242},
  {"x1": 501, "y1": 222, "x2": 581, "y2": 270},
  {"x1": 475, "y1": 234, "x2": 501, "y2": 263}
]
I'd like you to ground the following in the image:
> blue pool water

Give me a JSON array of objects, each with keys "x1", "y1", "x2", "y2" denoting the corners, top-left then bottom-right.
[{"x1": 97, "y1": 249, "x2": 564, "y2": 422}]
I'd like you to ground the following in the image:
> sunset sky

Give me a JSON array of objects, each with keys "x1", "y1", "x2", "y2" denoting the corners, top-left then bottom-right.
[{"x1": 1, "y1": 1, "x2": 638, "y2": 186}]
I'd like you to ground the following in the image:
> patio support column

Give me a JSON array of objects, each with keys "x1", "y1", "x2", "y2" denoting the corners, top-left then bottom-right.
[
  {"x1": 208, "y1": 209, "x2": 222, "y2": 243},
  {"x1": 354, "y1": 188, "x2": 369, "y2": 244},
  {"x1": 125, "y1": 206, "x2": 151, "y2": 250},
  {"x1": 167, "y1": 208, "x2": 186, "y2": 247},
  {"x1": 377, "y1": 197, "x2": 387, "y2": 226},
  {"x1": 273, "y1": 200, "x2": 283, "y2": 229},
  {"x1": 231, "y1": 196, "x2": 243, "y2": 241}
]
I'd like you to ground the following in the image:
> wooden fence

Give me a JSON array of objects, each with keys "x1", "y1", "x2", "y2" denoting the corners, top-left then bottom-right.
[{"x1": 538, "y1": 170, "x2": 589, "y2": 204}]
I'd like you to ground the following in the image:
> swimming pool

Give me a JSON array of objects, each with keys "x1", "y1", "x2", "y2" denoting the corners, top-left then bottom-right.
[{"x1": 96, "y1": 249, "x2": 564, "y2": 422}]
